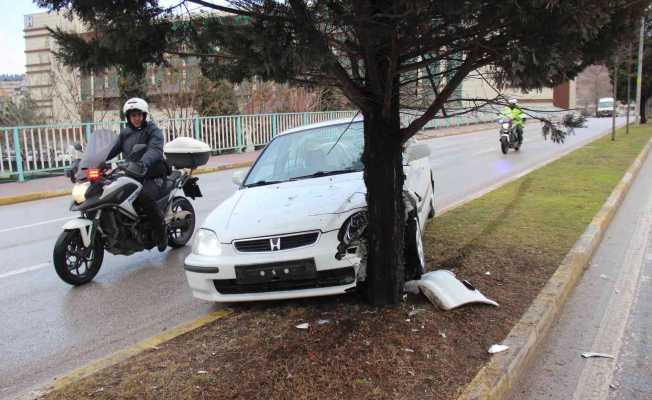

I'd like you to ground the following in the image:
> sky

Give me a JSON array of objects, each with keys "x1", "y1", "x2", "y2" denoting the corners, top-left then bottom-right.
[
  {"x1": 0, "y1": 0, "x2": 44, "y2": 75},
  {"x1": 0, "y1": 0, "x2": 214, "y2": 75}
]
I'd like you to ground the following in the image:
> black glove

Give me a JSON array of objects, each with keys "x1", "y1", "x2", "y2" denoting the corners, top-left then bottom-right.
[{"x1": 123, "y1": 161, "x2": 148, "y2": 179}]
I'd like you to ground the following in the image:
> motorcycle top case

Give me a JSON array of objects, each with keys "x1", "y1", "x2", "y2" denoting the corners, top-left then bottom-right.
[{"x1": 163, "y1": 137, "x2": 210, "y2": 169}]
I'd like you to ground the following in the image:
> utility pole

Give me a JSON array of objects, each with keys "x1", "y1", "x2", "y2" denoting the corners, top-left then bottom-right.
[
  {"x1": 612, "y1": 52, "x2": 619, "y2": 141},
  {"x1": 636, "y1": 16, "x2": 645, "y2": 124},
  {"x1": 627, "y1": 43, "x2": 632, "y2": 134}
]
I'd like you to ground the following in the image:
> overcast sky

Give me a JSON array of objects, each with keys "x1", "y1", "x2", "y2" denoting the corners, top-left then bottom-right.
[
  {"x1": 0, "y1": 0, "x2": 215, "y2": 75},
  {"x1": 0, "y1": 0, "x2": 44, "y2": 74}
]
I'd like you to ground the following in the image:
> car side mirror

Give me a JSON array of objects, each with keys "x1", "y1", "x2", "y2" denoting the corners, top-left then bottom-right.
[
  {"x1": 232, "y1": 170, "x2": 246, "y2": 186},
  {"x1": 406, "y1": 143, "x2": 431, "y2": 163}
]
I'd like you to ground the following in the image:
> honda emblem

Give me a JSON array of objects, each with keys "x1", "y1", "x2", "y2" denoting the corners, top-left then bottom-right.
[{"x1": 270, "y1": 237, "x2": 281, "y2": 251}]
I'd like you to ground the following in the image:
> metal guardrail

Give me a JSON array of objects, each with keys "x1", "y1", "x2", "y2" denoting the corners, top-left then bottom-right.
[{"x1": 0, "y1": 109, "x2": 501, "y2": 182}]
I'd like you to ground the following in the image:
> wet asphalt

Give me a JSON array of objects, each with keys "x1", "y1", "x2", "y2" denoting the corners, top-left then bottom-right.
[{"x1": 0, "y1": 117, "x2": 623, "y2": 399}]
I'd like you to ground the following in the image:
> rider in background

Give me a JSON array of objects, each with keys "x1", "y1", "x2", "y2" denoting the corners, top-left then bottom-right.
[{"x1": 500, "y1": 98, "x2": 525, "y2": 144}]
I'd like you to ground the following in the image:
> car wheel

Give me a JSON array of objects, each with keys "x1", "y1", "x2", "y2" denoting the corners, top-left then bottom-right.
[{"x1": 405, "y1": 213, "x2": 426, "y2": 280}]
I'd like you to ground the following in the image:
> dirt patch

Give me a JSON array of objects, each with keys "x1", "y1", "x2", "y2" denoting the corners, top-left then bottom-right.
[{"x1": 40, "y1": 125, "x2": 652, "y2": 400}]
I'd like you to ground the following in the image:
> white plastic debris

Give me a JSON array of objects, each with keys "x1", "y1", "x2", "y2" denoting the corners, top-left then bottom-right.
[
  {"x1": 439, "y1": 331, "x2": 447, "y2": 339},
  {"x1": 404, "y1": 280, "x2": 421, "y2": 294},
  {"x1": 197, "y1": 370, "x2": 208, "y2": 374},
  {"x1": 581, "y1": 352, "x2": 614, "y2": 359},
  {"x1": 317, "y1": 319, "x2": 331, "y2": 325},
  {"x1": 485, "y1": 271, "x2": 492, "y2": 276},
  {"x1": 404, "y1": 348, "x2": 415, "y2": 353},
  {"x1": 295, "y1": 323, "x2": 310, "y2": 330},
  {"x1": 488, "y1": 344, "x2": 509, "y2": 354},
  {"x1": 417, "y1": 270, "x2": 499, "y2": 310},
  {"x1": 600, "y1": 274, "x2": 609, "y2": 279}
]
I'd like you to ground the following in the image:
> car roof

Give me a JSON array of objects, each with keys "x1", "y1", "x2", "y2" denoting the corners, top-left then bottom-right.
[{"x1": 279, "y1": 115, "x2": 363, "y2": 135}]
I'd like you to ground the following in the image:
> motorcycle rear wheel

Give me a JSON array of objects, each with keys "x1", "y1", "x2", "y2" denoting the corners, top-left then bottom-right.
[{"x1": 168, "y1": 197, "x2": 196, "y2": 248}]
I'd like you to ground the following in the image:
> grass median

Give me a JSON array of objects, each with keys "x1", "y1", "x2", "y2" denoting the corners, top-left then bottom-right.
[{"x1": 41, "y1": 124, "x2": 652, "y2": 400}]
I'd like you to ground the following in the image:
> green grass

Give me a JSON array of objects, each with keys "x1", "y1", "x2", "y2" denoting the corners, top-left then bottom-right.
[{"x1": 425, "y1": 124, "x2": 652, "y2": 274}]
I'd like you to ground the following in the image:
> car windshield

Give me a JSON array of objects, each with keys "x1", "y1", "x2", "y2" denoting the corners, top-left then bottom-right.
[
  {"x1": 598, "y1": 100, "x2": 614, "y2": 108},
  {"x1": 244, "y1": 121, "x2": 364, "y2": 187}
]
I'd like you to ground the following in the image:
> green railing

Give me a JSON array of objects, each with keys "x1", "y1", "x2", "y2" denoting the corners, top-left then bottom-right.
[{"x1": 0, "y1": 109, "x2": 500, "y2": 182}]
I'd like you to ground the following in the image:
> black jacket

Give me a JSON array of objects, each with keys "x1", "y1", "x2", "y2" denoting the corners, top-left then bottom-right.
[{"x1": 108, "y1": 121, "x2": 168, "y2": 177}]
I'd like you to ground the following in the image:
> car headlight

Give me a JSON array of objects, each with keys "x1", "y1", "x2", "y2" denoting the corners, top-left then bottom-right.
[
  {"x1": 71, "y1": 182, "x2": 90, "y2": 204},
  {"x1": 192, "y1": 228, "x2": 222, "y2": 256},
  {"x1": 502, "y1": 123, "x2": 511, "y2": 130}
]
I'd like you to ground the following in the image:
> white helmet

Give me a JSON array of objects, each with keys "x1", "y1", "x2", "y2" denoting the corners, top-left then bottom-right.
[
  {"x1": 123, "y1": 97, "x2": 149, "y2": 116},
  {"x1": 508, "y1": 98, "x2": 518, "y2": 105}
]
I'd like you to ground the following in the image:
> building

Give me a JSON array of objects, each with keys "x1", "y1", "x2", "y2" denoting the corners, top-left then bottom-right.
[
  {"x1": 24, "y1": 11, "x2": 88, "y2": 123},
  {"x1": 0, "y1": 79, "x2": 26, "y2": 104}
]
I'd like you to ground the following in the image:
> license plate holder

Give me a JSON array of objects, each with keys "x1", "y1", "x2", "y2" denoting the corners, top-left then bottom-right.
[{"x1": 235, "y1": 259, "x2": 317, "y2": 284}]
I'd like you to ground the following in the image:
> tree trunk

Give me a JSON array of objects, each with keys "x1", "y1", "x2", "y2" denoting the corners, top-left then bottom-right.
[
  {"x1": 640, "y1": 96, "x2": 647, "y2": 124},
  {"x1": 362, "y1": 108, "x2": 406, "y2": 306}
]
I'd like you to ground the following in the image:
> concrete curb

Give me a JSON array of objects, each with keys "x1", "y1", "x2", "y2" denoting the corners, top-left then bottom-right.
[
  {"x1": 456, "y1": 136, "x2": 652, "y2": 400},
  {"x1": 34, "y1": 309, "x2": 232, "y2": 397},
  {"x1": 0, "y1": 161, "x2": 254, "y2": 207}
]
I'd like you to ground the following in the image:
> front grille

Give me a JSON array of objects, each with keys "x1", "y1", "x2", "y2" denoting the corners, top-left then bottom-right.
[
  {"x1": 233, "y1": 232, "x2": 319, "y2": 252},
  {"x1": 213, "y1": 267, "x2": 356, "y2": 294}
]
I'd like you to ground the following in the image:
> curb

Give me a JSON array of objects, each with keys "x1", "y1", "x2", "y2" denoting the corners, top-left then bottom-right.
[
  {"x1": 0, "y1": 161, "x2": 254, "y2": 207},
  {"x1": 36, "y1": 308, "x2": 233, "y2": 397},
  {"x1": 456, "y1": 136, "x2": 652, "y2": 400}
]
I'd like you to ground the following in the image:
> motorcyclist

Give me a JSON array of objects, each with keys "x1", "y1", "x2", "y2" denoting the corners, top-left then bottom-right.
[
  {"x1": 500, "y1": 98, "x2": 525, "y2": 144},
  {"x1": 107, "y1": 98, "x2": 169, "y2": 252}
]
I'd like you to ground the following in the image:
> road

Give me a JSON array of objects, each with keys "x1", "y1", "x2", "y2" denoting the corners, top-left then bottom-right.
[
  {"x1": 509, "y1": 121, "x2": 652, "y2": 400},
  {"x1": 0, "y1": 117, "x2": 623, "y2": 399}
]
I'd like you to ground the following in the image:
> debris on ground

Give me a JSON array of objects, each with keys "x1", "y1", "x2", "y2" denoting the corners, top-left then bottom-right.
[
  {"x1": 600, "y1": 274, "x2": 609, "y2": 279},
  {"x1": 404, "y1": 280, "x2": 421, "y2": 294},
  {"x1": 408, "y1": 308, "x2": 426, "y2": 317},
  {"x1": 485, "y1": 271, "x2": 492, "y2": 276},
  {"x1": 581, "y1": 352, "x2": 614, "y2": 359},
  {"x1": 317, "y1": 319, "x2": 331, "y2": 325},
  {"x1": 439, "y1": 331, "x2": 447, "y2": 338},
  {"x1": 295, "y1": 323, "x2": 310, "y2": 330},
  {"x1": 197, "y1": 370, "x2": 208, "y2": 374},
  {"x1": 488, "y1": 344, "x2": 509, "y2": 354},
  {"x1": 416, "y1": 270, "x2": 499, "y2": 310}
]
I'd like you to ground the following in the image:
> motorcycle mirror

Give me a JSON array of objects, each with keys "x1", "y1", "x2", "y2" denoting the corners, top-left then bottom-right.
[{"x1": 73, "y1": 143, "x2": 83, "y2": 151}]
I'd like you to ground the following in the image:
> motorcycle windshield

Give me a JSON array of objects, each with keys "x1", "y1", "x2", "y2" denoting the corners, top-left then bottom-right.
[{"x1": 77, "y1": 129, "x2": 118, "y2": 177}]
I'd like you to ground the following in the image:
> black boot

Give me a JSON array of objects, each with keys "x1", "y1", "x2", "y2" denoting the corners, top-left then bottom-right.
[{"x1": 137, "y1": 188, "x2": 168, "y2": 252}]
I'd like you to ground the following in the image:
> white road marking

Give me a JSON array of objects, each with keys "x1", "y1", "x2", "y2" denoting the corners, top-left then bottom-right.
[
  {"x1": 0, "y1": 263, "x2": 50, "y2": 280},
  {"x1": 0, "y1": 216, "x2": 74, "y2": 234}
]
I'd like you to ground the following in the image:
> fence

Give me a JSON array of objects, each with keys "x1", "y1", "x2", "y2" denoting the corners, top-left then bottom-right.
[{"x1": 0, "y1": 109, "x2": 500, "y2": 182}]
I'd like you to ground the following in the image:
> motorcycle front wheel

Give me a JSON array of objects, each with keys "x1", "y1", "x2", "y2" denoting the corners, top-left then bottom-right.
[
  {"x1": 500, "y1": 137, "x2": 509, "y2": 154},
  {"x1": 53, "y1": 230, "x2": 104, "y2": 285}
]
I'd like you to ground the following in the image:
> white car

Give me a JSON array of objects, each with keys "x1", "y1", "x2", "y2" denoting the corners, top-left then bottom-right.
[{"x1": 184, "y1": 119, "x2": 435, "y2": 302}]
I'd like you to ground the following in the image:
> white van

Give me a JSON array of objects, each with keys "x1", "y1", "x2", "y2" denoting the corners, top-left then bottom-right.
[{"x1": 596, "y1": 97, "x2": 615, "y2": 117}]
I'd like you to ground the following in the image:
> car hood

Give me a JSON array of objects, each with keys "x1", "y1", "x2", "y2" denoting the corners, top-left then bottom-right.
[{"x1": 203, "y1": 172, "x2": 367, "y2": 242}]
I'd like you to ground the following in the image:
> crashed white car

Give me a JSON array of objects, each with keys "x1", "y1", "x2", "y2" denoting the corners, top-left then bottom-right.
[{"x1": 184, "y1": 119, "x2": 435, "y2": 302}]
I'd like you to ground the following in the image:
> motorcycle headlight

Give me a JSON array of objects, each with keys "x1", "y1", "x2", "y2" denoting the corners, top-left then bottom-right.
[
  {"x1": 502, "y1": 123, "x2": 511, "y2": 130},
  {"x1": 71, "y1": 182, "x2": 90, "y2": 204},
  {"x1": 192, "y1": 228, "x2": 222, "y2": 256}
]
